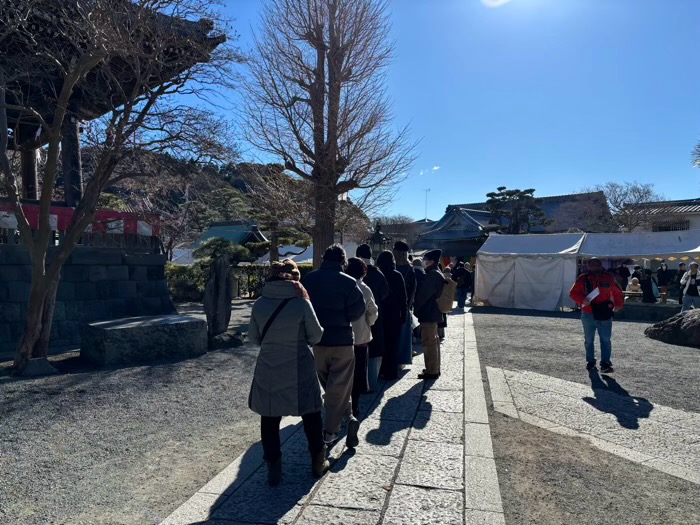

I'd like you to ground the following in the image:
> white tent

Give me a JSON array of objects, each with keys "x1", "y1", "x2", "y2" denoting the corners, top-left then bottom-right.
[
  {"x1": 476, "y1": 233, "x2": 584, "y2": 310},
  {"x1": 476, "y1": 230, "x2": 700, "y2": 311},
  {"x1": 579, "y1": 230, "x2": 700, "y2": 260}
]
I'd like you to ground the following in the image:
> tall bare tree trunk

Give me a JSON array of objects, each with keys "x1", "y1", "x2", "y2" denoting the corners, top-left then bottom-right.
[{"x1": 312, "y1": 181, "x2": 337, "y2": 268}]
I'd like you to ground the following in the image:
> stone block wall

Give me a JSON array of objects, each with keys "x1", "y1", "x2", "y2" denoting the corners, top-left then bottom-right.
[{"x1": 0, "y1": 246, "x2": 176, "y2": 356}]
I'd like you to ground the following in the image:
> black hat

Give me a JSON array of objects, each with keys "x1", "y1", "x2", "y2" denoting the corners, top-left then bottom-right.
[
  {"x1": 424, "y1": 249, "x2": 442, "y2": 262},
  {"x1": 393, "y1": 241, "x2": 410, "y2": 252},
  {"x1": 356, "y1": 244, "x2": 372, "y2": 259}
]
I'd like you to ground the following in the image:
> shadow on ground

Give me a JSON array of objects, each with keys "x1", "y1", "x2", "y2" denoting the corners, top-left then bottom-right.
[
  {"x1": 583, "y1": 370, "x2": 653, "y2": 430},
  {"x1": 191, "y1": 368, "x2": 434, "y2": 524}
]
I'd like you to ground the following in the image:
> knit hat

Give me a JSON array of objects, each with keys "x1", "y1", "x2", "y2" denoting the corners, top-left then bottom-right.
[
  {"x1": 424, "y1": 249, "x2": 442, "y2": 262},
  {"x1": 356, "y1": 244, "x2": 372, "y2": 260},
  {"x1": 393, "y1": 241, "x2": 409, "y2": 252}
]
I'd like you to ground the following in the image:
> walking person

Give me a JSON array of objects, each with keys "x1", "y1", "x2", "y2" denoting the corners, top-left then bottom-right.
[
  {"x1": 676, "y1": 262, "x2": 687, "y2": 305},
  {"x1": 393, "y1": 242, "x2": 417, "y2": 366},
  {"x1": 452, "y1": 262, "x2": 472, "y2": 309},
  {"x1": 640, "y1": 269, "x2": 657, "y2": 304},
  {"x1": 680, "y1": 262, "x2": 700, "y2": 312},
  {"x1": 345, "y1": 257, "x2": 379, "y2": 443},
  {"x1": 377, "y1": 250, "x2": 408, "y2": 381},
  {"x1": 248, "y1": 261, "x2": 329, "y2": 485},
  {"x1": 569, "y1": 257, "x2": 624, "y2": 374},
  {"x1": 656, "y1": 263, "x2": 673, "y2": 304},
  {"x1": 303, "y1": 245, "x2": 366, "y2": 445},
  {"x1": 356, "y1": 244, "x2": 390, "y2": 391},
  {"x1": 437, "y1": 265, "x2": 452, "y2": 340},
  {"x1": 414, "y1": 249, "x2": 445, "y2": 380}
]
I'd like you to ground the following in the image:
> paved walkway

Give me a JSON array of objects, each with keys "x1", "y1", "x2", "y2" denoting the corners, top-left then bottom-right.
[
  {"x1": 488, "y1": 366, "x2": 700, "y2": 485},
  {"x1": 162, "y1": 311, "x2": 504, "y2": 525}
]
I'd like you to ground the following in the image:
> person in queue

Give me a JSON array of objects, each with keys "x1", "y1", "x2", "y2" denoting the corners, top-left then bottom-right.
[
  {"x1": 344, "y1": 257, "x2": 379, "y2": 446},
  {"x1": 413, "y1": 249, "x2": 445, "y2": 380},
  {"x1": 302, "y1": 245, "x2": 366, "y2": 445},
  {"x1": 248, "y1": 261, "x2": 328, "y2": 485}
]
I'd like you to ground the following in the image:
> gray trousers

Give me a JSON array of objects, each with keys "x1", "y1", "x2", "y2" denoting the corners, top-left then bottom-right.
[{"x1": 314, "y1": 345, "x2": 355, "y2": 434}]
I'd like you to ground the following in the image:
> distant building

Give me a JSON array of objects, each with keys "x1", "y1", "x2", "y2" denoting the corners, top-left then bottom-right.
[
  {"x1": 413, "y1": 207, "x2": 486, "y2": 258},
  {"x1": 412, "y1": 191, "x2": 613, "y2": 259},
  {"x1": 171, "y1": 220, "x2": 268, "y2": 265},
  {"x1": 627, "y1": 197, "x2": 700, "y2": 232},
  {"x1": 446, "y1": 191, "x2": 613, "y2": 233}
]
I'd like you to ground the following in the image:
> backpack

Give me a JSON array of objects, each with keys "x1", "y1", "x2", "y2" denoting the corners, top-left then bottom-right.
[{"x1": 436, "y1": 277, "x2": 457, "y2": 313}]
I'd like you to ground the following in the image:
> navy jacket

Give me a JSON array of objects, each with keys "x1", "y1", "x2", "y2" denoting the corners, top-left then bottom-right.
[
  {"x1": 302, "y1": 261, "x2": 366, "y2": 346},
  {"x1": 414, "y1": 265, "x2": 445, "y2": 323}
]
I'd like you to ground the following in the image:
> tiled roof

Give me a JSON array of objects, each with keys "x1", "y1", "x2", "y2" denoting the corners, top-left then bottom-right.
[{"x1": 630, "y1": 198, "x2": 700, "y2": 215}]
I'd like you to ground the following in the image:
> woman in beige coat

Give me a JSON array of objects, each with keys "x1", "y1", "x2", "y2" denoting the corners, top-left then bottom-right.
[{"x1": 248, "y1": 261, "x2": 328, "y2": 485}]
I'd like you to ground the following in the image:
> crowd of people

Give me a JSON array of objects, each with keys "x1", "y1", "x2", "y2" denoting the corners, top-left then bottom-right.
[
  {"x1": 569, "y1": 258, "x2": 699, "y2": 375},
  {"x1": 246, "y1": 242, "x2": 473, "y2": 485},
  {"x1": 607, "y1": 261, "x2": 690, "y2": 306}
]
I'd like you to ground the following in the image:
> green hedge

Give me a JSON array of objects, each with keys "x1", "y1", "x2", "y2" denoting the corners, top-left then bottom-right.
[{"x1": 165, "y1": 262, "x2": 315, "y2": 303}]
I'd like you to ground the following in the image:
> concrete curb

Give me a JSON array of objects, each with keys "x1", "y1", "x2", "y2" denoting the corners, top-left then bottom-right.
[{"x1": 463, "y1": 311, "x2": 506, "y2": 524}]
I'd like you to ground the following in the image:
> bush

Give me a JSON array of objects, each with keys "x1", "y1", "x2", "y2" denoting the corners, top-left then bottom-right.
[
  {"x1": 166, "y1": 262, "x2": 316, "y2": 302},
  {"x1": 165, "y1": 262, "x2": 208, "y2": 302}
]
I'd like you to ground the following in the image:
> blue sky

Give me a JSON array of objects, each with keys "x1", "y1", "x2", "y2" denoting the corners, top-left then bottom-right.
[{"x1": 221, "y1": 0, "x2": 700, "y2": 220}]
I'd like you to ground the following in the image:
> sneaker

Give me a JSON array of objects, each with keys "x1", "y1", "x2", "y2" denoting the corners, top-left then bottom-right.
[
  {"x1": 586, "y1": 360, "x2": 597, "y2": 371},
  {"x1": 600, "y1": 361, "x2": 614, "y2": 374},
  {"x1": 265, "y1": 458, "x2": 282, "y2": 486},
  {"x1": 418, "y1": 372, "x2": 440, "y2": 380},
  {"x1": 311, "y1": 448, "x2": 330, "y2": 478},
  {"x1": 346, "y1": 417, "x2": 360, "y2": 449},
  {"x1": 323, "y1": 431, "x2": 339, "y2": 445}
]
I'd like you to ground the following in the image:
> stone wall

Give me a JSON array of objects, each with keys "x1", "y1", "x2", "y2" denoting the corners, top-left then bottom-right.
[{"x1": 0, "y1": 246, "x2": 176, "y2": 356}]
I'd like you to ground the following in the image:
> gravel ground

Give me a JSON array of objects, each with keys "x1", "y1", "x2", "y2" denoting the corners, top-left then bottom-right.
[
  {"x1": 490, "y1": 412, "x2": 700, "y2": 525},
  {"x1": 0, "y1": 301, "x2": 260, "y2": 525},
  {"x1": 472, "y1": 308, "x2": 700, "y2": 413},
  {"x1": 473, "y1": 308, "x2": 700, "y2": 525}
]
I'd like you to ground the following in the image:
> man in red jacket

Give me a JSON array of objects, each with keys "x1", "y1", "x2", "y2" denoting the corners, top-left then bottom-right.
[{"x1": 569, "y1": 257, "x2": 624, "y2": 373}]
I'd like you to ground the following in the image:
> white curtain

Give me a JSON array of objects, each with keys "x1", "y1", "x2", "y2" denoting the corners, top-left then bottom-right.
[{"x1": 477, "y1": 254, "x2": 577, "y2": 310}]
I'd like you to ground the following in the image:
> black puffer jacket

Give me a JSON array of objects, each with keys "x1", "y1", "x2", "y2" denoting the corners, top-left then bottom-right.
[
  {"x1": 414, "y1": 265, "x2": 445, "y2": 323},
  {"x1": 363, "y1": 265, "x2": 390, "y2": 358},
  {"x1": 302, "y1": 261, "x2": 366, "y2": 346},
  {"x1": 394, "y1": 250, "x2": 417, "y2": 309}
]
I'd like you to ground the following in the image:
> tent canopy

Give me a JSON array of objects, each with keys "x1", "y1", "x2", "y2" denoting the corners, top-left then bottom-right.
[
  {"x1": 478, "y1": 233, "x2": 585, "y2": 257},
  {"x1": 579, "y1": 230, "x2": 700, "y2": 259}
]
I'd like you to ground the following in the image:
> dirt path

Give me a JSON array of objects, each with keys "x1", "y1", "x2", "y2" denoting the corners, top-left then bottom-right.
[{"x1": 1, "y1": 301, "x2": 261, "y2": 525}]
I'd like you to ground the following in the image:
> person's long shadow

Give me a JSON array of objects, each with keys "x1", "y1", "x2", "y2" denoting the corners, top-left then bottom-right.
[
  {"x1": 583, "y1": 370, "x2": 653, "y2": 430},
  {"x1": 189, "y1": 370, "x2": 435, "y2": 524},
  {"x1": 191, "y1": 420, "x2": 318, "y2": 524},
  {"x1": 365, "y1": 371, "x2": 433, "y2": 447}
]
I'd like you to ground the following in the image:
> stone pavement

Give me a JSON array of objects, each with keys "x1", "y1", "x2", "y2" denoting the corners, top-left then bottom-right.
[
  {"x1": 488, "y1": 366, "x2": 700, "y2": 485},
  {"x1": 162, "y1": 311, "x2": 505, "y2": 525}
]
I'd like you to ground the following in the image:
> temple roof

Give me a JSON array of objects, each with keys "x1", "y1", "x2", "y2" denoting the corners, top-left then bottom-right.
[{"x1": 4, "y1": 0, "x2": 225, "y2": 148}]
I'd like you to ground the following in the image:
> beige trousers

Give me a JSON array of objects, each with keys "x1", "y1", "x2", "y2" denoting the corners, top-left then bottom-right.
[
  {"x1": 421, "y1": 322, "x2": 441, "y2": 375},
  {"x1": 314, "y1": 345, "x2": 355, "y2": 434}
]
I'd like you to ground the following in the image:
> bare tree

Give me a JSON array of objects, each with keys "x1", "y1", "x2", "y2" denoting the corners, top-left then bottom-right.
[
  {"x1": 0, "y1": 0, "x2": 239, "y2": 373},
  {"x1": 585, "y1": 182, "x2": 663, "y2": 232},
  {"x1": 243, "y1": 0, "x2": 415, "y2": 267},
  {"x1": 115, "y1": 160, "x2": 248, "y2": 261},
  {"x1": 373, "y1": 214, "x2": 421, "y2": 246}
]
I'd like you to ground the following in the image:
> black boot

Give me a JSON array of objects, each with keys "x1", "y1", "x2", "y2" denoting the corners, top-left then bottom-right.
[
  {"x1": 311, "y1": 448, "x2": 330, "y2": 478},
  {"x1": 265, "y1": 456, "x2": 282, "y2": 486}
]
